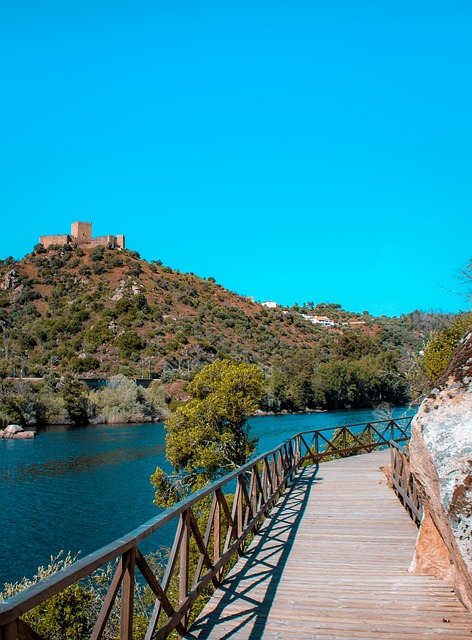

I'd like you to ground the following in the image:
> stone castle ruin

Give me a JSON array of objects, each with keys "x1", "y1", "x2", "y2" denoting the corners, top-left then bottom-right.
[{"x1": 40, "y1": 221, "x2": 125, "y2": 250}]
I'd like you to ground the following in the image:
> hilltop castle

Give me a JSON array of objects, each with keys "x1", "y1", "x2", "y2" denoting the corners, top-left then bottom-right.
[{"x1": 40, "y1": 221, "x2": 125, "y2": 250}]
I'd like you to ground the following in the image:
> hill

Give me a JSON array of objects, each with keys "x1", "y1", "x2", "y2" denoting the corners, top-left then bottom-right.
[{"x1": 0, "y1": 242, "x2": 457, "y2": 422}]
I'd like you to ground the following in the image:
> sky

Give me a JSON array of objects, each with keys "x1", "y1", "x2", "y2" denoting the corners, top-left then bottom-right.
[{"x1": 1, "y1": 1, "x2": 471, "y2": 317}]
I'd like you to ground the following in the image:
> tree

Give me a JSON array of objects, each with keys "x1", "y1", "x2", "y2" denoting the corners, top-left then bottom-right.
[
  {"x1": 460, "y1": 257, "x2": 472, "y2": 289},
  {"x1": 61, "y1": 378, "x2": 89, "y2": 425},
  {"x1": 151, "y1": 359, "x2": 264, "y2": 507}
]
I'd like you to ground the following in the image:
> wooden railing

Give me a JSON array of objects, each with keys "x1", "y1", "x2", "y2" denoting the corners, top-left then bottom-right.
[
  {"x1": 390, "y1": 440, "x2": 423, "y2": 525},
  {"x1": 0, "y1": 417, "x2": 412, "y2": 640},
  {"x1": 301, "y1": 417, "x2": 412, "y2": 462}
]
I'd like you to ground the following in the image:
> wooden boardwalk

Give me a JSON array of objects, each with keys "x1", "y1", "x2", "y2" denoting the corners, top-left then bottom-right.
[{"x1": 185, "y1": 451, "x2": 472, "y2": 639}]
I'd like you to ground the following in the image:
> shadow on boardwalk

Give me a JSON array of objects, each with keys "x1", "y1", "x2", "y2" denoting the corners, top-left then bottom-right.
[{"x1": 186, "y1": 465, "x2": 320, "y2": 640}]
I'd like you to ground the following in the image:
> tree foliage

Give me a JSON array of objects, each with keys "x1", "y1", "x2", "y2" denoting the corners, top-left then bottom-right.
[
  {"x1": 421, "y1": 313, "x2": 472, "y2": 382},
  {"x1": 151, "y1": 359, "x2": 264, "y2": 507}
]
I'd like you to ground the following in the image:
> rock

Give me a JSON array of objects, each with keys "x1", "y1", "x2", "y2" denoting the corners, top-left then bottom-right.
[
  {"x1": 4, "y1": 424, "x2": 23, "y2": 434},
  {"x1": 0, "y1": 269, "x2": 21, "y2": 291},
  {"x1": 3, "y1": 424, "x2": 24, "y2": 438},
  {"x1": 13, "y1": 430, "x2": 36, "y2": 439},
  {"x1": 1, "y1": 424, "x2": 36, "y2": 439},
  {"x1": 409, "y1": 329, "x2": 472, "y2": 610}
]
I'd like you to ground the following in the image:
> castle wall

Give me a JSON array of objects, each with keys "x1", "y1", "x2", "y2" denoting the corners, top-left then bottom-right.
[
  {"x1": 39, "y1": 234, "x2": 70, "y2": 248},
  {"x1": 89, "y1": 235, "x2": 125, "y2": 249}
]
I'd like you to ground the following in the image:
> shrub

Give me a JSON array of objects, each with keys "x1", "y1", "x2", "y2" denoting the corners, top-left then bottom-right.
[
  {"x1": 90, "y1": 375, "x2": 153, "y2": 423},
  {"x1": 71, "y1": 356, "x2": 100, "y2": 374},
  {"x1": 90, "y1": 246, "x2": 105, "y2": 261},
  {"x1": 116, "y1": 331, "x2": 145, "y2": 358},
  {"x1": 0, "y1": 553, "x2": 93, "y2": 640},
  {"x1": 422, "y1": 314, "x2": 472, "y2": 381}
]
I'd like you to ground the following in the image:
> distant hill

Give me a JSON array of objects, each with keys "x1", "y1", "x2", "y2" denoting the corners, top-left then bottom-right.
[{"x1": 0, "y1": 243, "x2": 456, "y2": 411}]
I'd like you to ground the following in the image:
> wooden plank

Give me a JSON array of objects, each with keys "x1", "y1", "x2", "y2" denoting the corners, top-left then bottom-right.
[{"x1": 185, "y1": 451, "x2": 472, "y2": 640}]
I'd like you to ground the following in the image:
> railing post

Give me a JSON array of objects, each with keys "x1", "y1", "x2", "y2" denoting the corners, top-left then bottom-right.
[
  {"x1": 287, "y1": 440, "x2": 293, "y2": 479},
  {"x1": 251, "y1": 469, "x2": 258, "y2": 524},
  {"x1": 237, "y1": 477, "x2": 244, "y2": 539},
  {"x1": 179, "y1": 509, "x2": 190, "y2": 635},
  {"x1": 214, "y1": 494, "x2": 221, "y2": 583},
  {"x1": 120, "y1": 548, "x2": 135, "y2": 640},
  {"x1": 1, "y1": 621, "x2": 18, "y2": 640},
  {"x1": 271, "y1": 453, "x2": 278, "y2": 493}
]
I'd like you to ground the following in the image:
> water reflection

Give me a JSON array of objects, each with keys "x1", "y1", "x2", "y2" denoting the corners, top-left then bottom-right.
[{"x1": 0, "y1": 444, "x2": 166, "y2": 484}]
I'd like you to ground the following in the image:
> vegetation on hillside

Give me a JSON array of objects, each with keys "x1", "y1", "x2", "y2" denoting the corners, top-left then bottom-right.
[{"x1": 0, "y1": 243, "x2": 464, "y2": 423}]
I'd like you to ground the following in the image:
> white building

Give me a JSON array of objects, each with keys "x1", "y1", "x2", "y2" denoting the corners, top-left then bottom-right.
[{"x1": 302, "y1": 314, "x2": 335, "y2": 327}]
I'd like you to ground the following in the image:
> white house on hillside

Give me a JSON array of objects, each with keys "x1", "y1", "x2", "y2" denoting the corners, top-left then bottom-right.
[{"x1": 302, "y1": 315, "x2": 335, "y2": 327}]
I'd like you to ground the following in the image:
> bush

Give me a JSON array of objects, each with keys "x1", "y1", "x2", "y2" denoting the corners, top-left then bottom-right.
[
  {"x1": 71, "y1": 356, "x2": 100, "y2": 374},
  {"x1": 0, "y1": 552, "x2": 93, "y2": 640},
  {"x1": 422, "y1": 314, "x2": 472, "y2": 381},
  {"x1": 90, "y1": 375, "x2": 153, "y2": 423},
  {"x1": 116, "y1": 331, "x2": 145, "y2": 358},
  {"x1": 90, "y1": 246, "x2": 105, "y2": 261}
]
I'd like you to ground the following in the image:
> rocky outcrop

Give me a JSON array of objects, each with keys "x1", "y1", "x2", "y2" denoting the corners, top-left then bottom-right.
[
  {"x1": 409, "y1": 329, "x2": 472, "y2": 610},
  {"x1": 0, "y1": 269, "x2": 21, "y2": 290},
  {"x1": 0, "y1": 424, "x2": 36, "y2": 439}
]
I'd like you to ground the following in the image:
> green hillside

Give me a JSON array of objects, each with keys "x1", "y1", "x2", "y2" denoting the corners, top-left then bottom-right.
[{"x1": 0, "y1": 242, "x2": 457, "y2": 423}]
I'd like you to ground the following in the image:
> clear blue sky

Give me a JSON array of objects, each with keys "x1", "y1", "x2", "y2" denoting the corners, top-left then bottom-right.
[{"x1": 1, "y1": 1, "x2": 470, "y2": 317}]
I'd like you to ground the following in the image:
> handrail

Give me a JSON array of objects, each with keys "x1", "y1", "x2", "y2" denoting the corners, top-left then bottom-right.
[
  {"x1": 0, "y1": 417, "x2": 412, "y2": 640},
  {"x1": 300, "y1": 417, "x2": 412, "y2": 462},
  {"x1": 389, "y1": 439, "x2": 423, "y2": 525}
]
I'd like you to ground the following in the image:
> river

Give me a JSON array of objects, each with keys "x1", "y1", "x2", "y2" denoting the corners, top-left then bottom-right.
[{"x1": 0, "y1": 407, "x2": 414, "y2": 587}]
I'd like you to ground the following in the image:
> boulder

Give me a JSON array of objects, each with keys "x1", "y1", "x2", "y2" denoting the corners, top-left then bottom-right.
[
  {"x1": 409, "y1": 329, "x2": 472, "y2": 610},
  {"x1": 1, "y1": 424, "x2": 36, "y2": 439},
  {"x1": 4, "y1": 424, "x2": 23, "y2": 434},
  {"x1": 2, "y1": 424, "x2": 23, "y2": 438},
  {"x1": 13, "y1": 430, "x2": 36, "y2": 439}
]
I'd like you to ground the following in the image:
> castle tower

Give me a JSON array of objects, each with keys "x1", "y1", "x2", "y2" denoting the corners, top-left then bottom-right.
[
  {"x1": 71, "y1": 221, "x2": 92, "y2": 244},
  {"x1": 116, "y1": 234, "x2": 125, "y2": 249}
]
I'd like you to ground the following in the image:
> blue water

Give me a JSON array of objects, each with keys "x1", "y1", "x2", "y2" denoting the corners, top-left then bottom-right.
[{"x1": 0, "y1": 407, "x2": 414, "y2": 587}]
